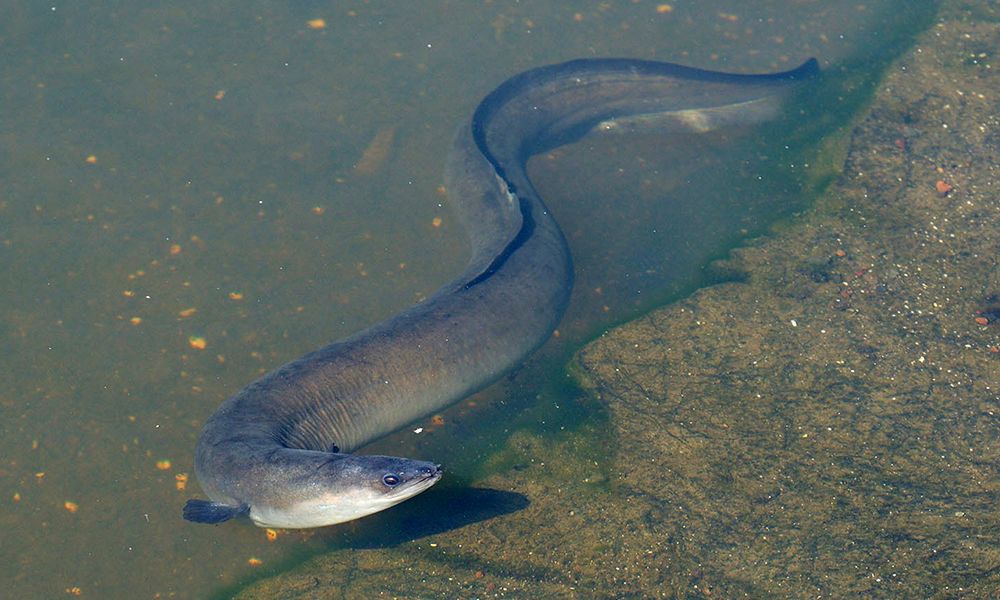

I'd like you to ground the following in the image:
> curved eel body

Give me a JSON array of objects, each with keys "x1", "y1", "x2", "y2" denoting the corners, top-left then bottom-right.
[{"x1": 184, "y1": 57, "x2": 818, "y2": 528}]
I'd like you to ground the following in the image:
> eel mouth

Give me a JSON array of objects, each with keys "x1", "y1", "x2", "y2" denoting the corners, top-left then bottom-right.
[
  {"x1": 397, "y1": 464, "x2": 444, "y2": 496},
  {"x1": 419, "y1": 464, "x2": 444, "y2": 484}
]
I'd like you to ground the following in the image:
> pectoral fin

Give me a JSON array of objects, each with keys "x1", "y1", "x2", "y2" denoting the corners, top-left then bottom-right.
[{"x1": 183, "y1": 499, "x2": 248, "y2": 524}]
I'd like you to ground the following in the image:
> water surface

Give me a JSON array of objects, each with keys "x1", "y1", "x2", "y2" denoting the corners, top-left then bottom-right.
[{"x1": 0, "y1": 2, "x2": 935, "y2": 597}]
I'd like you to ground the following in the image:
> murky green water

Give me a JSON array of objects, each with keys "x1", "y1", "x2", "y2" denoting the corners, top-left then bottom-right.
[{"x1": 0, "y1": 2, "x2": 937, "y2": 597}]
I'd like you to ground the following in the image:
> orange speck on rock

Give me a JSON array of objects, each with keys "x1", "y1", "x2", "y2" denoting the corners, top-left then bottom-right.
[
  {"x1": 307, "y1": 18, "x2": 327, "y2": 29},
  {"x1": 175, "y1": 473, "x2": 188, "y2": 490},
  {"x1": 64, "y1": 501, "x2": 79, "y2": 513},
  {"x1": 312, "y1": 206, "x2": 326, "y2": 216},
  {"x1": 214, "y1": 90, "x2": 226, "y2": 101},
  {"x1": 431, "y1": 217, "x2": 443, "y2": 228},
  {"x1": 935, "y1": 180, "x2": 953, "y2": 195},
  {"x1": 975, "y1": 316, "x2": 989, "y2": 325},
  {"x1": 431, "y1": 414, "x2": 445, "y2": 426},
  {"x1": 85, "y1": 155, "x2": 97, "y2": 164},
  {"x1": 573, "y1": 12, "x2": 583, "y2": 22},
  {"x1": 248, "y1": 557, "x2": 263, "y2": 566},
  {"x1": 169, "y1": 244, "x2": 182, "y2": 255},
  {"x1": 229, "y1": 292, "x2": 244, "y2": 300},
  {"x1": 130, "y1": 316, "x2": 142, "y2": 325},
  {"x1": 188, "y1": 336, "x2": 207, "y2": 350},
  {"x1": 178, "y1": 307, "x2": 197, "y2": 318},
  {"x1": 156, "y1": 459, "x2": 172, "y2": 470},
  {"x1": 656, "y1": 4, "x2": 673, "y2": 13},
  {"x1": 66, "y1": 587, "x2": 82, "y2": 596},
  {"x1": 834, "y1": 249, "x2": 847, "y2": 257},
  {"x1": 266, "y1": 528, "x2": 278, "y2": 541},
  {"x1": 122, "y1": 290, "x2": 135, "y2": 297}
]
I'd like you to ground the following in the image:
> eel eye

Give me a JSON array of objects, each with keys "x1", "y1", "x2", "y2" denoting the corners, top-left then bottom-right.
[{"x1": 382, "y1": 473, "x2": 400, "y2": 487}]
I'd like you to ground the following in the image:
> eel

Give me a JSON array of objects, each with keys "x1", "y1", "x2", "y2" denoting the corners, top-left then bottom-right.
[{"x1": 184, "y1": 56, "x2": 818, "y2": 528}]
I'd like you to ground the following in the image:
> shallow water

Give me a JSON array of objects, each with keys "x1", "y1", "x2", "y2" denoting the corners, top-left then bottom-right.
[{"x1": 0, "y1": 2, "x2": 936, "y2": 597}]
